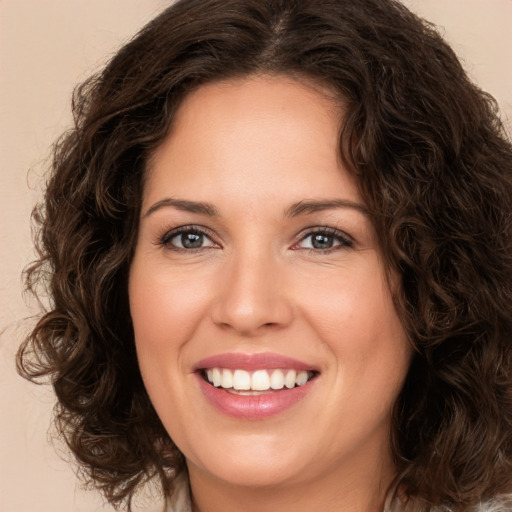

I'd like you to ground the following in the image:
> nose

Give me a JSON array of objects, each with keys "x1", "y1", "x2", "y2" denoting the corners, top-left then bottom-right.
[{"x1": 211, "y1": 249, "x2": 293, "y2": 337}]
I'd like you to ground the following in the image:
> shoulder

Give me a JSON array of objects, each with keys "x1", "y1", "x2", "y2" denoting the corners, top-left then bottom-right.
[
  {"x1": 474, "y1": 496, "x2": 512, "y2": 512},
  {"x1": 387, "y1": 495, "x2": 512, "y2": 512}
]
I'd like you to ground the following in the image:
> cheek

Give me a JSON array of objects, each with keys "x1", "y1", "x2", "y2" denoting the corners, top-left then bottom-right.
[
  {"x1": 129, "y1": 262, "x2": 211, "y2": 353},
  {"x1": 296, "y1": 259, "x2": 402, "y2": 343},
  {"x1": 127, "y1": 261, "x2": 218, "y2": 427},
  {"x1": 296, "y1": 259, "x2": 410, "y2": 391},
  {"x1": 128, "y1": 262, "x2": 207, "y2": 427}
]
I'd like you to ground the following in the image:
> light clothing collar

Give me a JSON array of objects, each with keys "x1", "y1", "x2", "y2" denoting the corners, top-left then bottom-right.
[
  {"x1": 165, "y1": 472, "x2": 512, "y2": 512},
  {"x1": 166, "y1": 471, "x2": 193, "y2": 512}
]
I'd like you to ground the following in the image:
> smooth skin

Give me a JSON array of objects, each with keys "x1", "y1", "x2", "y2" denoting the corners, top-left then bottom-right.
[{"x1": 129, "y1": 75, "x2": 412, "y2": 512}]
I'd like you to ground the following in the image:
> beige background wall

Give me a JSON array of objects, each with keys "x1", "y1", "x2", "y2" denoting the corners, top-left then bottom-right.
[{"x1": 1, "y1": 1, "x2": 510, "y2": 511}]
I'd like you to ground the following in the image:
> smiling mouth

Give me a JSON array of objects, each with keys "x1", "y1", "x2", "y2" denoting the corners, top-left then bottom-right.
[{"x1": 202, "y1": 368, "x2": 318, "y2": 394}]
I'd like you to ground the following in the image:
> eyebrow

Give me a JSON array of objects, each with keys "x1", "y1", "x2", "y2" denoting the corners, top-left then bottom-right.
[
  {"x1": 143, "y1": 198, "x2": 219, "y2": 218},
  {"x1": 284, "y1": 199, "x2": 370, "y2": 218},
  {"x1": 143, "y1": 197, "x2": 369, "y2": 219}
]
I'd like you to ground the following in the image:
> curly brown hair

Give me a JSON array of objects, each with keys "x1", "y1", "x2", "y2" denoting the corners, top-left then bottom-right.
[{"x1": 18, "y1": 0, "x2": 512, "y2": 510}]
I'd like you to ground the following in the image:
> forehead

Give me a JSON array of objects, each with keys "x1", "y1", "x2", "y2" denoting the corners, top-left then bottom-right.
[
  {"x1": 144, "y1": 75, "x2": 360, "y2": 210},
  {"x1": 168, "y1": 74, "x2": 342, "y2": 127}
]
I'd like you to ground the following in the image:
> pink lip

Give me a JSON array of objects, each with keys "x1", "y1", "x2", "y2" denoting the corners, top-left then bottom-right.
[
  {"x1": 196, "y1": 375, "x2": 316, "y2": 420},
  {"x1": 194, "y1": 352, "x2": 317, "y2": 372},
  {"x1": 194, "y1": 352, "x2": 318, "y2": 420}
]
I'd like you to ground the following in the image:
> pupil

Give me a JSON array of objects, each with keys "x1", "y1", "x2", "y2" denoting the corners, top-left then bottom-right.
[
  {"x1": 182, "y1": 232, "x2": 203, "y2": 248},
  {"x1": 312, "y1": 234, "x2": 332, "y2": 249}
]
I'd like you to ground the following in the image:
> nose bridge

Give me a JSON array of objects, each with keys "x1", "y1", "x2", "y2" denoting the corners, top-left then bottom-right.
[{"x1": 212, "y1": 239, "x2": 292, "y2": 335}]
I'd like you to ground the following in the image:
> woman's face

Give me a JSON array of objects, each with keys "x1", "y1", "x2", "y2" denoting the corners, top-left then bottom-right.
[{"x1": 129, "y1": 76, "x2": 411, "y2": 497}]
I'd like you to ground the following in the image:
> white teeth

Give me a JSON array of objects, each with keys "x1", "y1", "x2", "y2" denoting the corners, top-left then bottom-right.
[
  {"x1": 251, "y1": 370, "x2": 270, "y2": 391},
  {"x1": 205, "y1": 368, "x2": 313, "y2": 391},
  {"x1": 212, "y1": 368, "x2": 221, "y2": 387},
  {"x1": 233, "y1": 369, "x2": 251, "y2": 390},
  {"x1": 285, "y1": 370, "x2": 296, "y2": 389},
  {"x1": 270, "y1": 369, "x2": 285, "y2": 389},
  {"x1": 221, "y1": 368, "x2": 233, "y2": 388},
  {"x1": 296, "y1": 370, "x2": 309, "y2": 386}
]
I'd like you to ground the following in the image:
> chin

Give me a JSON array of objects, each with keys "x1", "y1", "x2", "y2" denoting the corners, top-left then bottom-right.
[{"x1": 184, "y1": 431, "x2": 316, "y2": 489}]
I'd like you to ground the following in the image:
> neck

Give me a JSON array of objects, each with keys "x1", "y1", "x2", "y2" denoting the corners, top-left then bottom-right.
[{"x1": 187, "y1": 455, "x2": 395, "y2": 512}]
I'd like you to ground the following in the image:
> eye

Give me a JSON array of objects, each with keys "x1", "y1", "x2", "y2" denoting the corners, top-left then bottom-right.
[
  {"x1": 160, "y1": 227, "x2": 217, "y2": 251},
  {"x1": 295, "y1": 228, "x2": 353, "y2": 252}
]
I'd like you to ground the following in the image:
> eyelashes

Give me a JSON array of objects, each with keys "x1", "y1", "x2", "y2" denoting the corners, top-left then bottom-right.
[
  {"x1": 158, "y1": 225, "x2": 219, "y2": 251},
  {"x1": 155, "y1": 224, "x2": 354, "y2": 254},
  {"x1": 293, "y1": 226, "x2": 354, "y2": 251}
]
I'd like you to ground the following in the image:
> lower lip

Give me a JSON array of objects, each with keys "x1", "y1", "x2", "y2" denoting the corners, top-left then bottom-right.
[{"x1": 196, "y1": 374, "x2": 316, "y2": 420}]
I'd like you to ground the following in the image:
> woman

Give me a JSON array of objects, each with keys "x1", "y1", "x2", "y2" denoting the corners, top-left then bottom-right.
[{"x1": 17, "y1": 0, "x2": 512, "y2": 511}]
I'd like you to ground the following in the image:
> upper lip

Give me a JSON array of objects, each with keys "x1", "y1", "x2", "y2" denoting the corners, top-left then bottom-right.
[{"x1": 194, "y1": 352, "x2": 318, "y2": 372}]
